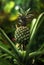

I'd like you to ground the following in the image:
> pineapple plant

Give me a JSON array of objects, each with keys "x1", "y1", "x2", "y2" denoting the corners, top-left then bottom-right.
[
  {"x1": 0, "y1": 12, "x2": 44, "y2": 65},
  {"x1": 14, "y1": 8, "x2": 34, "y2": 49},
  {"x1": 0, "y1": 0, "x2": 44, "y2": 65}
]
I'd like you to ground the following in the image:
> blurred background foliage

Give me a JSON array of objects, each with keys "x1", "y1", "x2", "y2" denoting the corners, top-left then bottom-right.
[
  {"x1": 0, "y1": 0, "x2": 44, "y2": 65},
  {"x1": 0, "y1": 0, "x2": 44, "y2": 41}
]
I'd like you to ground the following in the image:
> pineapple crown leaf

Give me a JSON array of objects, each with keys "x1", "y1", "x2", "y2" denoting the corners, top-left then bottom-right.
[
  {"x1": 18, "y1": 8, "x2": 34, "y2": 21},
  {"x1": 19, "y1": 8, "x2": 31, "y2": 16},
  {"x1": 25, "y1": 8, "x2": 31, "y2": 16}
]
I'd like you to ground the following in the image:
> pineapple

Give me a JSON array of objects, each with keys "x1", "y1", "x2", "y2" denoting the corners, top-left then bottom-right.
[
  {"x1": 14, "y1": 8, "x2": 33, "y2": 49},
  {"x1": 15, "y1": 26, "x2": 30, "y2": 44}
]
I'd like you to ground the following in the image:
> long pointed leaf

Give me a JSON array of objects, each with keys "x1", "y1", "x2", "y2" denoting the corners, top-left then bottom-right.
[
  {"x1": 29, "y1": 50, "x2": 44, "y2": 58},
  {"x1": 0, "y1": 46, "x2": 15, "y2": 57},
  {"x1": 30, "y1": 12, "x2": 44, "y2": 41},
  {"x1": 0, "y1": 41, "x2": 15, "y2": 58},
  {"x1": 24, "y1": 12, "x2": 44, "y2": 64},
  {"x1": 26, "y1": 12, "x2": 44, "y2": 54},
  {"x1": 30, "y1": 18, "x2": 36, "y2": 35},
  {"x1": 0, "y1": 28, "x2": 22, "y2": 60}
]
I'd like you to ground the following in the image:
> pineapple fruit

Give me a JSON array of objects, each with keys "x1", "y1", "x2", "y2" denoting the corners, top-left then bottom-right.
[{"x1": 15, "y1": 26, "x2": 30, "y2": 44}]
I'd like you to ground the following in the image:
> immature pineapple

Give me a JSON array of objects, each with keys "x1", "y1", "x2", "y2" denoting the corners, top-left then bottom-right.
[
  {"x1": 15, "y1": 26, "x2": 30, "y2": 44},
  {"x1": 14, "y1": 8, "x2": 33, "y2": 49}
]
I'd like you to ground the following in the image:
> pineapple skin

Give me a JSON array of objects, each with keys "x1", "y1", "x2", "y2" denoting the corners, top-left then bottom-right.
[{"x1": 15, "y1": 26, "x2": 30, "y2": 44}]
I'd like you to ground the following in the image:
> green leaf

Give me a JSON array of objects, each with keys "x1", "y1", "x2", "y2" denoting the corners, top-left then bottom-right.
[
  {"x1": 25, "y1": 8, "x2": 31, "y2": 15},
  {"x1": 19, "y1": 8, "x2": 25, "y2": 15},
  {"x1": 26, "y1": 12, "x2": 44, "y2": 53},
  {"x1": 0, "y1": 41, "x2": 15, "y2": 57},
  {"x1": 24, "y1": 12, "x2": 44, "y2": 64},
  {"x1": 0, "y1": 28, "x2": 23, "y2": 62},
  {"x1": 29, "y1": 50, "x2": 44, "y2": 58},
  {"x1": 30, "y1": 18, "x2": 36, "y2": 35},
  {"x1": 30, "y1": 12, "x2": 44, "y2": 41}
]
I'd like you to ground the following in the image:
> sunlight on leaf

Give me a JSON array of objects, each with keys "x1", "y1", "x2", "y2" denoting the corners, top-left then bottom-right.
[
  {"x1": 30, "y1": 12, "x2": 44, "y2": 40},
  {"x1": 30, "y1": 18, "x2": 36, "y2": 34}
]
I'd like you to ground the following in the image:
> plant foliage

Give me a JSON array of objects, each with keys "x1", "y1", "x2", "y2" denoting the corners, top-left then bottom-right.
[{"x1": 0, "y1": 12, "x2": 44, "y2": 65}]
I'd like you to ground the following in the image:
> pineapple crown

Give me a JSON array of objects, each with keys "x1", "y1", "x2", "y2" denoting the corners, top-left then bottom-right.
[
  {"x1": 17, "y1": 16, "x2": 27, "y2": 26},
  {"x1": 16, "y1": 8, "x2": 34, "y2": 27}
]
